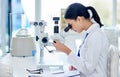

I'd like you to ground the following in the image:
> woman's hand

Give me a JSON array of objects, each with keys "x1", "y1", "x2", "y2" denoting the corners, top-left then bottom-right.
[
  {"x1": 53, "y1": 40, "x2": 71, "y2": 55},
  {"x1": 69, "y1": 65, "x2": 77, "y2": 71}
]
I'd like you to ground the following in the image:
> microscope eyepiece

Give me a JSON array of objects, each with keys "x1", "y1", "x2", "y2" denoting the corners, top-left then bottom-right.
[
  {"x1": 64, "y1": 24, "x2": 72, "y2": 32},
  {"x1": 34, "y1": 22, "x2": 38, "y2": 26},
  {"x1": 39, "y1": 22, "x2": 43, "y2": 26}
]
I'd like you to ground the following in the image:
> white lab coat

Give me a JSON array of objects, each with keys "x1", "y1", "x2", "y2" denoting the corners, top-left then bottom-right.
[{"x1": 68, "y1": 23, "x2": 110, "y2": 77}]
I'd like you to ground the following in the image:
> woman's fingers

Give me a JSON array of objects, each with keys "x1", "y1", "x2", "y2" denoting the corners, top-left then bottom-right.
[{"x1": 69, "y1": 65, "x2": 77, "y2": 71}]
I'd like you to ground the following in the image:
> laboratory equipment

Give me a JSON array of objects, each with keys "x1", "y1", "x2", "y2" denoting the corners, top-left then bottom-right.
[
  {"x1": 31, "y1": 19, "x2": 63, "y2": 71},
  {"x1": 51, "y1": 17, "x2": 65, "y2": 43},
  {"x1": 64, "y1": 24, "x2": 72, "y2": 32},
  {"x1": 10, "y1": 14, "x2": 35, "y2": 57},
  {"x1": 10, "y1": 37, "x2": 35, "y2": 57},
  {"x1": 53, "y1": 17, "x2": 59, "y2": 34},
  {"x1": 32, "y1": 20, "x2": 52, "y2": 59}
]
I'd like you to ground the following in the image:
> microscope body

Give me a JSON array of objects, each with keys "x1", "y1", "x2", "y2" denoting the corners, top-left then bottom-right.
[{"x1": 32, "y1": 20, "x2": 50, "y2": 62}]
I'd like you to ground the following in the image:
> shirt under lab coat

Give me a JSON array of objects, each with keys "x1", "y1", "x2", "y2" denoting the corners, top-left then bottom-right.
[{"x1": 68, "y1": 23, "x2": 110, "y2": 77}]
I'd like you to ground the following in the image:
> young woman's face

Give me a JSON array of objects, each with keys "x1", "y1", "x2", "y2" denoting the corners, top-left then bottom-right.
[{"x1": 65, "y1": 17, "x2": 84, "y2": 33}]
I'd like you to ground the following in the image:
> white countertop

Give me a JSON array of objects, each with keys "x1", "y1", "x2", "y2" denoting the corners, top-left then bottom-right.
[{"x1": 0, "y1": 49, "x2": 73, "y2": 77}]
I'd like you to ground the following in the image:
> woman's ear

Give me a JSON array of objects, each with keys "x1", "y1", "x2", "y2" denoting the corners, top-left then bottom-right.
[{"x1": 77, "y1": 16, "x2": 85, "y2": 22}]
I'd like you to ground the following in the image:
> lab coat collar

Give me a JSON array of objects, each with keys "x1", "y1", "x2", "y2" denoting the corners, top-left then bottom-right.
[{"x1": 85, "y1": 23, "x2": 100, "y2": 34}]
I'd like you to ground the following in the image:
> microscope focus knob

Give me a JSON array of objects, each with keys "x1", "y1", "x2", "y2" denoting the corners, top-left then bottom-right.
[
  {"x1": 36, "y1": 36, "x2": 39, "y2": 41},
  {"x1": 42, "y1": 37, "x2": 48, "y2": 43}
]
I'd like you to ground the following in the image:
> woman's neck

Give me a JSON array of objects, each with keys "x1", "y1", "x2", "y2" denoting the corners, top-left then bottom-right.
[{"x1": 84, "y1": 20, "x2": 93, "y2": 31}]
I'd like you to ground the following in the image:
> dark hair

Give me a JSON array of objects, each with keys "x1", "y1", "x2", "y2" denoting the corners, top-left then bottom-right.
[{"x1": 64, "y1": 3, "x2": 104, "y2": 28}]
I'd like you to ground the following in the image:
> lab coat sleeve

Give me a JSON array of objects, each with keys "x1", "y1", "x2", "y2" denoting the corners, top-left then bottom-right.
[{"x1": 68, "y1": 34, "x2": 103, "y2": 75}]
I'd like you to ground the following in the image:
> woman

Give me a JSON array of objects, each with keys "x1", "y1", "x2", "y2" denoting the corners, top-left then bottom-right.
[{"x1": 53, "y1": 3, "x2": 110, "y2": 77}]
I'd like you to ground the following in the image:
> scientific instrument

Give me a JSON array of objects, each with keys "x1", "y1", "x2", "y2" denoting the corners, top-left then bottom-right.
[{"x1": 31, "y1": 18, "x2": 64, "y2": 71}]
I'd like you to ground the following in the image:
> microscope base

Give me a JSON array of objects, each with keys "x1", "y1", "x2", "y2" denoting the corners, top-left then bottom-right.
[{"x1": 37, "y1": 64, "x2": 63, "y2": 71}]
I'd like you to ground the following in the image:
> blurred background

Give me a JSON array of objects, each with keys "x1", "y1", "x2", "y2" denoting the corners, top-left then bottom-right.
[{"x1": 0, "y1": 0, "x2": 120, "y2": 57}]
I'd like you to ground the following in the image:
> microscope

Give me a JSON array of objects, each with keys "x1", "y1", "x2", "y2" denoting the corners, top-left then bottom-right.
[
  {"x1": 31, "y1": 17, "x2": 67, "y2": 71},
  {"x1": 32, "y1": 20, "x2": 53, "y2": 63},
  {"x1": 32, "y1": 17, "x2": 72, "y2": 57}
]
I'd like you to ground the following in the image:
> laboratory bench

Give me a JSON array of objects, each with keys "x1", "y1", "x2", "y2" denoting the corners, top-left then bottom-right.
[{"x1": 0, "y1": 48, "x2": 80, "y2": 77}]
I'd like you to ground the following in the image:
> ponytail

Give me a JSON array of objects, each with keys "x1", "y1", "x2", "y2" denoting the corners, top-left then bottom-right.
[{"x1": 87, "y1": 6, "x2": 104, "y2": 28}]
